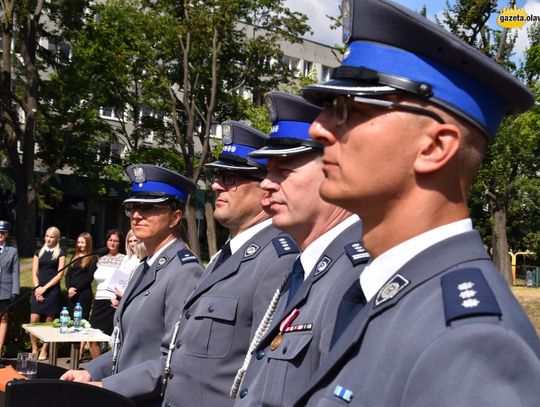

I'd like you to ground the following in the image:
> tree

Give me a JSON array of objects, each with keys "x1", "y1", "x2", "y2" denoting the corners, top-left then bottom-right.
[
  {"x1": 439, "y1": 1, "x2": 540, "y2": 283},
  {"x1": 0, "y1": 0, "x2": 101, "y2": 256}
]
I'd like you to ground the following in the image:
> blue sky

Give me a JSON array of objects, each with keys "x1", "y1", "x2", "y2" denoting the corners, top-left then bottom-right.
[{"x1": 286, "y1": 0, "x2": 539, "y2": 56}]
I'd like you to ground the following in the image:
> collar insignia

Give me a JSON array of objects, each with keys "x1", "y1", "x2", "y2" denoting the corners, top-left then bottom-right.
[
  {"x1": 315, "y1": 255, "x2": 332, "y2": 275},
  {"x1": 375, "y1": 274, "x2": 410, "y2": 307},
  {"x1": 244, "y1": 243, "x2": 260, "y2": 258}
]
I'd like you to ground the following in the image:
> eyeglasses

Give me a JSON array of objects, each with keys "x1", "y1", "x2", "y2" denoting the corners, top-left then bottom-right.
[
  {"x1": 210, "y1": 171, "x2": 261, "y2": 187},
  {"x1": 124, "y1": 202, "x2": 171, "y2": 217},
  {"x1": 329, "y1": 95, "x2": 446, "y2": 127}
]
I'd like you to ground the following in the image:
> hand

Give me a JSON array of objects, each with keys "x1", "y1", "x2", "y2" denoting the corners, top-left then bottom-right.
[
  {"x1": 36, "y1": 294, "x2": 45, "y2": 303},
  {"x1": 60, "y1": 369, "x2": 92, "y2": 382},
  {"x1": 10, "y1": 294, "x2": 18, "y2": 302},
  {"x1": 68, "y1": 287, "x2": 77, "y2": 298},
  {"x1": 35, "y1": 286, "x2": 45, "y2": 297},
  {"x1": 88, "y1": 381, "x2": 102, "y2": 387},
  {"x1": 110, "y1": 297, "x2": 119, "y2": 309},
  {"x1": 114, "y1": 287, "x2": 124, "y2": 298}
]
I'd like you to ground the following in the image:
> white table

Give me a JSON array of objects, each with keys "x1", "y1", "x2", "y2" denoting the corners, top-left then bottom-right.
[{"x1": 22, "y1": 324, "x2": 110, "y2": 370}]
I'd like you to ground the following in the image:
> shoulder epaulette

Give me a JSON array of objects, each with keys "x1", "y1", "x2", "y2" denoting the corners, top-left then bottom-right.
[
  {"x1": 272, "y1": 235, "x2": 300, "y2": 257},
  {"x1": 344, "y1": 242, "x2": 370, "y2": 266},
  {"x1": 441, "y1": 268, "x2": 502, "y2": 325},
  {"x1": 177, "y1": 249, "x2": 199, "y2": 265}
]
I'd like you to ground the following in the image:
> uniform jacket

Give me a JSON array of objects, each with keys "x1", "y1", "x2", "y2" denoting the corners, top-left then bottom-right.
[
  {"x1": 294, "y1": 230, "x2": 540, "y2": 407},
  {"x1": 161, "y1": 224, "x2": 299, "y2": 407},
  {"x1": 84, "y1": 239, "x2": 203, "y2": 406},
  {"x1": 0, "y1": 245, "x2": 20, "y2": 301},
  {"x1": 234, "y1": 222, "x2": 368, "y2": 407}
]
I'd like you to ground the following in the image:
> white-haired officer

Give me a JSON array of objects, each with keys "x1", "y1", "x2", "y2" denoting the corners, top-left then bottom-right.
[
  {"x1": 0, "y1": 220, "x2": 20, "y2": 356},
  {"x1": 159, "y1": 121, "x2": 299, "y2": 407},
  {"x1": 232, "y1": 92, "x2": 369, "y2": 407},
  {"x1": 61, "y1": 164, "x2": 203, "y2": 407},
  {"x1": 294, "y1": 1, "x2": 540, "y2": 406}
]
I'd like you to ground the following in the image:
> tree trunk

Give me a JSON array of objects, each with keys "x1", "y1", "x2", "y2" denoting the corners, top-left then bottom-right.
[
  {"x1": 492, "y1": 207, "x2": 511, "y2": 284},
  {"x1": 14, "y1": 181, "x2": 38, "y2": 257},
  {"x1": 185, "y1": 195, "x2": 200, "y2": 258},
  {"x1": 204, "y1": 182, "x2": 217, "y2": 259}
]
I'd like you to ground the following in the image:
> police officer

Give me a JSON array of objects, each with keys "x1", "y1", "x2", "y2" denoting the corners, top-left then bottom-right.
[
  {"x1": 61, "y1": 164, "x2": 203, "y2": 407},
  {"x1": 294, "y1": 1, "x2": 540, "y2": 406},
  {"x1": 160, "y1": 121, "x2": 299, "y2": 407},
  {"x1": 0, "y1": 220, "x2": 20, "y2": 356},
  {"x1": 231, "y1": 92, "x2": 369, "y2": 407}
]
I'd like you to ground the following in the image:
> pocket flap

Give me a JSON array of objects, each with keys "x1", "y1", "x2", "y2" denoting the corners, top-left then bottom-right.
[
  {"x1": 267, "y1": 331, "x2": 313, "y2": 361},
  {"x1": 193, "y1": 295, "x2": 238, "y2": 321}
]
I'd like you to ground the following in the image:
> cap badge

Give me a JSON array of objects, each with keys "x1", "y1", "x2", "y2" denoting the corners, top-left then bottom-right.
[
  {"x1": 222, "y1": 123, "x2": 233, "y2": 144},
  {"x1": 133, "y1": 166, "x2": 146, "y2": 184}
]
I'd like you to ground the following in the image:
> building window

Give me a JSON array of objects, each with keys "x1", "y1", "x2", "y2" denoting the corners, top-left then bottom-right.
[
  {"x1": 283, "y1": 55, "x2": 300, "y2": 74},
  {"x1": 100, "y1": 107, "x2": 121, "y2": 121},
  {"x1": 303, "y1": 61, "x2": 313, "y2": 77},
  {"x1": 321, "y1": 65, "x2": 333, "y2": 81}
]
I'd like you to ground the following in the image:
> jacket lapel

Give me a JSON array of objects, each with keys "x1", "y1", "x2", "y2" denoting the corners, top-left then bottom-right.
[
  {"x1": 296, "y1": 230, "x2": 490, "y2": 402},
  {"x1": 186, "y1": 225, "x2": 279, "y2": 307}
]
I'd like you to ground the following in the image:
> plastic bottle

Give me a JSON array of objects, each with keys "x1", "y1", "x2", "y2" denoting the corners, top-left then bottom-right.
[
  {"x1": 73, "y1": 302, "x2": 83, "y2": 331},
  {"x1": 60, "y1": 307, "x2": 69, "y2": 334}
]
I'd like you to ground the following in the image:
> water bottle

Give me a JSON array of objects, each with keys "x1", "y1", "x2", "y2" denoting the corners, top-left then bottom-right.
[
  {"x1": 60, "y1": 307, "x2": 69, "y2": 334},
  {"x1": 74, "y1": 302, "x2": 83, "y2": 331}
]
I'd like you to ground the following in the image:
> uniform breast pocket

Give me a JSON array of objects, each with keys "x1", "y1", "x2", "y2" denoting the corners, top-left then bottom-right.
[
  {"x1": 185, "y1": 295, "x2": 238, "y2": 358},
  {"x1": 267, "y1": 331, "x2": 313, "y2": 364}
]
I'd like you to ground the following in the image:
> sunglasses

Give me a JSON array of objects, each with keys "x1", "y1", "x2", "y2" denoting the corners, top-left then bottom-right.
[
  {"x1": 210, "y1": 171, "x2": 261, "y2": 187},
  {"x1": 124, "y1": 202, "x2": 171, "y2": 217},
  {"x1": 328, "y1": 95, "x2": 446, "y2": 127}
]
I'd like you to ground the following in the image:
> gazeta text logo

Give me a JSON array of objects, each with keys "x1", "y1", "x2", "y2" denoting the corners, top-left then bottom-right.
[{"x1": 497, "y1": 6, "x2": 538, "y2": 29}]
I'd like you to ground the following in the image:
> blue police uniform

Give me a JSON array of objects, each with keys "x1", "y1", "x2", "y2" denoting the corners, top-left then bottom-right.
[
  {"x1": 84, "y1": 164, "x2": 204, "y2": 407},
  {"x1": 230, "y1": 93, "x2": 369, "y2": 407},
  {"x1": 294, "y1": 1, "x2": 540, "y2": 406},
  {"x1": 160, "y1": 122, "x2": 300, "y2": 407}
]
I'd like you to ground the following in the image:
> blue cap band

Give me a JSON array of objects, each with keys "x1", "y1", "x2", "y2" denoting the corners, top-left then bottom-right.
[
  {"x1": 131, "y1": 181, "x2": 188, "y2": 202},
  {"x1": 222, "y1": 143, "x2": 267, "y2": 166},
  {"x1": 270, "y1": 121, "x2": 312, "y2": 141},
  {"x1": 344, "y1": 41, "x2": 506, "y2": 136}
]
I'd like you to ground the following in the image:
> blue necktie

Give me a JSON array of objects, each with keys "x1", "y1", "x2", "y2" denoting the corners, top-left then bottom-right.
[
  {"x1": 285, "y1": 257, "x2": 304, "y2": 307},
  {"x1": 330, "y1": 279, "x2": 366, "y2": 349},
  {"x1": 212, "y1": 241, "x2": 231, "y2": 271}
]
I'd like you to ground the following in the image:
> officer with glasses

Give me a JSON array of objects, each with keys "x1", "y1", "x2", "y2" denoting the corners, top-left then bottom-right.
[
  {"x1": 292, "y1": 0, "x2": 540, "y2": 406},
  {"x1": 61, "y1": 164, "x2": 203, "y2": 407},
  {"x1": 160, "y1": 121, "x2": 299, "y2": 407}
]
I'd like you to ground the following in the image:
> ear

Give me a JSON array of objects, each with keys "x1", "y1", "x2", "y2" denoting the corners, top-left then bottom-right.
[
  {"x1": 413, "y1": 123, "x2": 461, "y2": 174},
  {"x1": 169, "y1": 209, "x2": 183, "y2": 228}
]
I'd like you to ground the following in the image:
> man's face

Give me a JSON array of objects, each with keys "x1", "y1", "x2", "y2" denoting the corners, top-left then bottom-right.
[
  {"x1": 212, "y1": 171, "x2": 266, "y2": 232},
  {"x1": 309, "y1": 96, "x2": 424, "y2": 215},
  {"x1": 260, "y1": 153, "x2": 327, "y2": 233},
  {"x1": 0, "y1": 231, "x2": 7, "y2": 245}
]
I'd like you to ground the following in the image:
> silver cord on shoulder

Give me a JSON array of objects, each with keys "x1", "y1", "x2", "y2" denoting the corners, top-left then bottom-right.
[
  {"x1": 229, "y1": 269, "x2": 292, "y2": 398},
  {"x1": 110, "y1": 325, "x2": 121, "y2": 375}
]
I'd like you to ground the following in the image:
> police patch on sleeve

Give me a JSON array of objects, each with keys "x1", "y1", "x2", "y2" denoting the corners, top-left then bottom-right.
[
  {"x1": 272, "y1": 235, "x2": 300, "y2": 257},
  {"x1": 344, "y1": 242, "x2": 371, "y2": 266},
  {"x1": 441, "y1": 268, "x2": 502, "y2": 325},
  {"x1": 177, "y1": 249, "x2": 199, "y2": 265}
]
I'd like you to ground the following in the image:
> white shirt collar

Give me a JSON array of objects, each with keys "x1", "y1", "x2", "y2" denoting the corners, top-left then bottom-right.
[
  {"x1": 360, "y1": 218, "x2": 473, "y2": 301},
  {"x1": 147, "y1": 238, "x2": 177, "y2": 266},
  {"x1": 300, "y1": 215, "x2": 360, "y2": 280},
  {"x1": 229, "y1": 218, "x2": 273, "y2": 255}
]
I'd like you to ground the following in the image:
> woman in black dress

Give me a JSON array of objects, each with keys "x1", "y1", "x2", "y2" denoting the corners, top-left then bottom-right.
[
  {"x1": 30, "y1": 226, "x2": 66, "y2": 360},
  {"x1": 65, "y1": 232, "x2": 97, "y2": 320}
]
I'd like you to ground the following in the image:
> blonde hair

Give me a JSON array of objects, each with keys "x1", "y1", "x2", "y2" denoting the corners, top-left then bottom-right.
[
  {"x1": 38, "y1": 226, "x2": 62, "y2": 260},
  {"x1": 125, "y1": 229, "x2": 147, "y2": 260}
]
